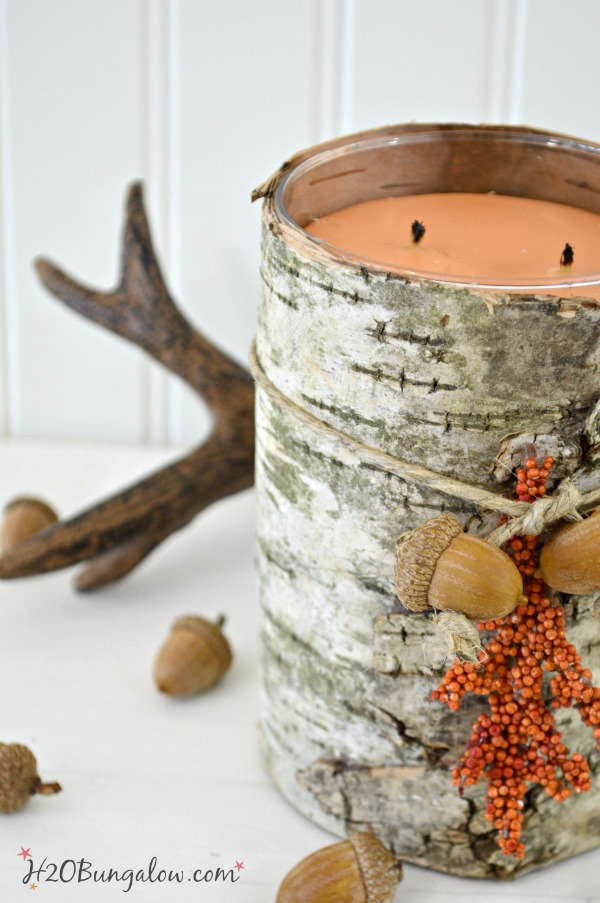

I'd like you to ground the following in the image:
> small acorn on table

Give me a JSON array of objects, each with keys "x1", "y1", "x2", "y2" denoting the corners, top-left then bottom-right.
[
  {"x1": 153, "y1": 615, "x2": 233, "y2": 697},
  {"x1": 276, "y1": 832, "x2": 403, "y2": 903},
  {"x1": 0, "y1": 497, "x2": 58, "y2": 554},
  {"x1": 0, "y1": 743, "x2": 61, "y2": 814}
]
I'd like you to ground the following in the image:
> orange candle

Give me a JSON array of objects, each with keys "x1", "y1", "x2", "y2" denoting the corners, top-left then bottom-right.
[{"x1": 305, "y1": 193, "x2": 600, "y2": 299}]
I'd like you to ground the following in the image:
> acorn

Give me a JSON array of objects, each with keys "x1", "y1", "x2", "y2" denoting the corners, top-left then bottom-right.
[
  {"x1": 276, "y1": 832, "x2": 402, "y2": 903},
  {"x1": 539, "y1": 508, "x2": 600, "y2": 595},
  {"x1": 395, "y1": 514, "x2": 524, "y2": 621},
  {"x1": 0, "y1": 743, "x2": 62, "y2": 813},
  {"x1": 0, "y1": 496, "x2": 58, "y2": 553},
  {"x1": 153, "y1": 615, "x2": 232, "y2": 697}
]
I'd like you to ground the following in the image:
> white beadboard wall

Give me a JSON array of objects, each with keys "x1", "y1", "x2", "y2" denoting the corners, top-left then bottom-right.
[{"x1": 1, "y1": 0, "x2": 600, "y2": 446}]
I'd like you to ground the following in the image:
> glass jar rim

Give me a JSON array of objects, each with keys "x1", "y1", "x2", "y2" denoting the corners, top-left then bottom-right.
[{"x1": 274, "y1": 127, "x2": 600, "y2": 293}]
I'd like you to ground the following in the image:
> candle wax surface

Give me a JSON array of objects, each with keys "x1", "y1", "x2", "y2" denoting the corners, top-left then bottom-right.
[{"x1": 305, "y1": 193, "x2": 600, "y2": 297}]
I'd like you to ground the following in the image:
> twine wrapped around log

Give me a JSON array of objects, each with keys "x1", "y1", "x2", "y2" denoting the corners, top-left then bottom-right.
[
  {"x1": 251, "y1": 341, "x2": 599, "y2": 665},
  {"x1": 254, "y1": 123, "x2": 600, "y2": 879},
  {"x1": 251, "y1": 340, "x2": 600, "y2": 530}
]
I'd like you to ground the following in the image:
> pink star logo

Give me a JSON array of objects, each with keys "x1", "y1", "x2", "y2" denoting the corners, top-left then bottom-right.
[
  {"x1": 234, "y1": 860, "x2": 245, "y2": 872},
  {"x1": 18, "y1": 847, "x2": 32, "y2": 861}
]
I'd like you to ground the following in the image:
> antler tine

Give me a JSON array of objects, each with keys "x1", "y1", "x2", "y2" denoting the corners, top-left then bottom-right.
[
  {"x1": 33, "y1": 183, "x2": 170, "y2": 339},
  {"x1": 0, "y1": 182, "x2": 255, "y2": 590},
  {"x1": 35, "y1": 182, "x2": 250, "y2": 412}
]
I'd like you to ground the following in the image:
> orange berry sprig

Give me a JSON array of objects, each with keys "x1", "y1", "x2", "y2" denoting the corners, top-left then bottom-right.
[
  {"x1": 515, "y1": 455, "x2": 554, "y2": 503},
  {"x1": 432, "y1": 455, "x2": 600, "y2": 859}
]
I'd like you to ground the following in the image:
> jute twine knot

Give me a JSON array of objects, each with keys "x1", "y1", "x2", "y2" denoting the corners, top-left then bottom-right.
[{"x1": 486, "y1": 479, "x2": 583, "y2": 547}]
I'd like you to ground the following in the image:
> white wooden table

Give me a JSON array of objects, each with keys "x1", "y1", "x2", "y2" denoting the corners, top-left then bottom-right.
[{"x1": 0, "y1": 440, "x2": 598, "y2": 902}]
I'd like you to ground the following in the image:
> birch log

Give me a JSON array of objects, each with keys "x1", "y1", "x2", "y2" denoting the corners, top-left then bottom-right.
[{"x1": 254, "y1": 125, "x2": 600, "y2": 878}]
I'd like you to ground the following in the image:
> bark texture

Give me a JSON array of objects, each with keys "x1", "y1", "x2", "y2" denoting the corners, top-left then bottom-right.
[{"x1": 256, "y1": 190, "x2": 600, "y2": 876}]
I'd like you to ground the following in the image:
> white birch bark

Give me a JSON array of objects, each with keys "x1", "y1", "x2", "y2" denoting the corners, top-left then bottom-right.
[{"x1": 255, "y1": 189, "x2": 600, "y2": 877}]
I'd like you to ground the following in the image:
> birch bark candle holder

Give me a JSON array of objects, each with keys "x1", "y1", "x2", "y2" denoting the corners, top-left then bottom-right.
[{"x1": 252, "y1": 124, "x2": 600, "y2": 878}]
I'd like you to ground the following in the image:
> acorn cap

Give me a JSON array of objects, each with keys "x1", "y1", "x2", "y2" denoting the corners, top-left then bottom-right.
[
  {"x1": 395, "y1": 514, "x2": 462, "y2": 611},
  {"x1": 153, "y1": 615, "x2": 233, "y2": 697},
  {"x1": 0, "y1": 743, "x2": 61, "y2": 813},
  {"x1": 276, "y1": 832, "x2": 402, "y2": 903},
  {"x1": 349, "y1": 832, "x2": 402, "y2": 903}
]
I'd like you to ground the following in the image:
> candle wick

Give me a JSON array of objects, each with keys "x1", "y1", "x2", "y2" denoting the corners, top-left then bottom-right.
[
  {"x1": 560, "y1": 242, "x2": 574, "y2": 266},
  {"x1": 411, "y1": 220, "x2": 426, "y2": 244}
]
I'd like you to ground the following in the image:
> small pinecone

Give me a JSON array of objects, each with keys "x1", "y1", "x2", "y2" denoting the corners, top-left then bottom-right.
[{"x1": 0, "y1": 743, "x2": 61, "y2": 813}]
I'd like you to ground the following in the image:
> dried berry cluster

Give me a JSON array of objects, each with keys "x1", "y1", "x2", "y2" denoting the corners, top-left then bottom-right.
[
  {"x1": 432, "y1": 456, "x2": 600, "y2": 859},
  {"x1": 515, "y1": 455, "x2": 554, "y2": 503}
]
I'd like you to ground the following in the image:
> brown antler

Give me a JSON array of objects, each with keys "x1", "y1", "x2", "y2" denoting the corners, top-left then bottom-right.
[{"x1": 0, "y1": 182, "x2": 255, "y2": 591}]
